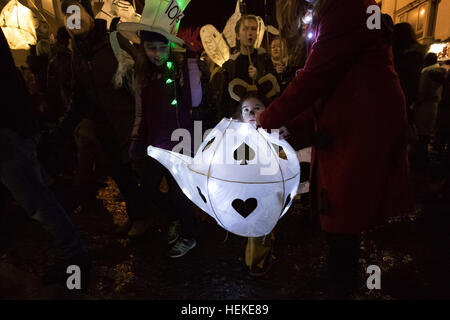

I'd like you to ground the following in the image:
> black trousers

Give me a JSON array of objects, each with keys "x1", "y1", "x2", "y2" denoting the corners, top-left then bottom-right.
[
  {"x1": 0, "y1": 183, "x2": 9, "y2": 221},
  {"x1": 96, "y1": 124, "x2": 148, "y2": 222},
  {"x1": 326, "y1": 232, "x2": 360, "y2": 299},
  {"x1": 132, "y1": 157, "x2": 197, "y2": 239},
  {"x1": 415, "y1": 135, "x2": 430, "y2": 169}
]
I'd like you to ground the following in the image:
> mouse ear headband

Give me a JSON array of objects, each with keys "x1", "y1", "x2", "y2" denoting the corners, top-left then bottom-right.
[{"x1": 228, "y1": 73, "x2": 280, "y2": 102}]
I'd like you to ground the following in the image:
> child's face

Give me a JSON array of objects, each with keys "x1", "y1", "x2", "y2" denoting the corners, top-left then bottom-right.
[
  {"x1": 143, "y1": 41, "x2": 169, "y2": 66},
  {"x1": 39, "y1": 22, "x2": 49, "y2": 35},
  {"x1": 237, "y1": 19, "x2": 258, "y2": 49},
  {"x1": 241, "y1": 97, "x2": 265, "y2": 125},
  {"x1": 271, "y1": 40, "x2": 281, "y2": 60}
]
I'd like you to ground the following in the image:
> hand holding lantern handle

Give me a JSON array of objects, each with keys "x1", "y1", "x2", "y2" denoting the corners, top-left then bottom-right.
[
  {"x1": 279, "y1": 126, "x2": 291, "y2": 140},
  {"x1": 256, "y1": 113, "x2": 291, "y2": 140}
]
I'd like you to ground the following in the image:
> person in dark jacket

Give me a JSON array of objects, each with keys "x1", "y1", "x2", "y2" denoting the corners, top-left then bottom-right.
[
  {"x1": 191, "y1": 58, "x2": 218, "y2": 132},
  {"x1": 259, "y1": 0, "x2": 413, "y2": 299},
  {"x1": 392, "y1": 23, "x2": 426, "y2": 117},
  {"x1": 212, "y1": 15, "x2": 278, "y2": 120},
  {"x1": 38, "y1": 27, "x2": 75, "y2": 181},
  {"x1": 47, "y1": 27, "x2": 72, "y2": 121},
  {"x1": 59, "y1": 0, "x2": 149, "y2": 235},
  {"x1": 412, "y1": 53, "x2": 447, "y2": 169},
  {"x1": 0, "y1": 28, "x2": 89, "y2": 288}
]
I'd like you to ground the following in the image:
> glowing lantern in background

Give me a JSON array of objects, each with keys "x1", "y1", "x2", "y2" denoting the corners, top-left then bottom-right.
[
  {"x1": 96, "y1": 0, "x2": 141, "y2": 28},
  {"x1": 200, "y1": 24, "x2": 230, "y2": 67},
  {"x1": 148, "y1": 118, "x2": 300, "y2": 237},
  {"x1": 428, "y1": 42, "x2": 449, "y2": 62},
  {"x1": 200, "y1": 0, "x2": 272, "y2": 67},
  {"x1": 0, "y1": 0, "x2": 38, "y2": 49}
]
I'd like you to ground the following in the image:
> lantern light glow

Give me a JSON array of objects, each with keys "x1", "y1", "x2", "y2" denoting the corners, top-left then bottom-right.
[{"x1": 147, "y1": 118, "x2": 300, "y2": 237}]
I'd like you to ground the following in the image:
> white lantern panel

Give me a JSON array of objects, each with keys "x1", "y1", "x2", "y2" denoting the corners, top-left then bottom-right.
[
  {"x1": 148, "y1": 147, "x2": 216, "y2": 220},
  {"x1": 208, "y1": 179, "x2": 285, "y2": 237},
  {"x1": 0, "y1": 0, "x2": 38, "y2": 49},
  {"x1": 147, "y1": 118, "x2": 301, "y2": 237}
]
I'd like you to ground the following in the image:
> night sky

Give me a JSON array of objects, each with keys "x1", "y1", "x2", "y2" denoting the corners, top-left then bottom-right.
[{"x1": 180, "y1": 0, "x2": 277, "y2": 31}]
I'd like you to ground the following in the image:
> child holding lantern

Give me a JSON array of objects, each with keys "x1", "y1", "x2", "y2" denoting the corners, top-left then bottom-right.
[{"x1": 228, "y1": 74, "x2": 287, "y2": 276}]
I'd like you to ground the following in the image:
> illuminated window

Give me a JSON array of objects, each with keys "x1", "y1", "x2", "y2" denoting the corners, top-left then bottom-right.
[{"x1": 417, "y1": 4, "x2": 427, "y2": 32}]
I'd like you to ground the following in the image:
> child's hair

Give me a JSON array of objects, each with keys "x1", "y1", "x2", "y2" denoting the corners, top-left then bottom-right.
[
  {"x1": 234, "y1": 90, "x2": 267, "y2": 120},
  {"x1": 36, "y1": 39, "x2": 51, "y2": 56},
  {"x1": 36, "y1": 21, "x2": 50, "y2": 41},
  {"x1": 234, "y1": 15, "x2": 258, "y2": 50},
  {"x1": 270, "y1": 36, "x2": 288, "y2": 63},
  {"x1": 235, "y1": 15, "x2": 258, "y2": 35}
]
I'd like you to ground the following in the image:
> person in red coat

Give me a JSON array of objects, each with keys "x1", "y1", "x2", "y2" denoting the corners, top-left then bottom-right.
[{"x1": 259, "y1": 0, "x2": 414, "y2": 298}]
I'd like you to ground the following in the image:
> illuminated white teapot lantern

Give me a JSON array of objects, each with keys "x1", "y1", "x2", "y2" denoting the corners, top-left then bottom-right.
[{"x1": 148, "y1": 118, "x2": 300, "y2": 237}]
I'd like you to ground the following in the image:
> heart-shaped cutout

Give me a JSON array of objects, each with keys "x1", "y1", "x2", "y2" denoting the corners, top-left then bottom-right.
[{"x1": 232, "y1": 198, "x2": 258, "y2": 218}]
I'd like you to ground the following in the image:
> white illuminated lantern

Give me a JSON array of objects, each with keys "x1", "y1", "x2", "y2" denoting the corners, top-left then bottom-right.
[
  {"x1": 0, "y1": 0, "x2": 38, "y2": 50},
  {"x1": 148, "y1": 118, "x2": 300, "y2": 237}
]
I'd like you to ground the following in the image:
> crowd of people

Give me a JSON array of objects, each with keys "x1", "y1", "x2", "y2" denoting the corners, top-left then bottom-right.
[{"x1": 1, "y1": 0, "x2": 450, "y2": 299}]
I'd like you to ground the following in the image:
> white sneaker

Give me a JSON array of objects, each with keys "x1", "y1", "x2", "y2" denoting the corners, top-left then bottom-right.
[{"x1": 168, "y1": 238, "x2": 197, "y2": 258}]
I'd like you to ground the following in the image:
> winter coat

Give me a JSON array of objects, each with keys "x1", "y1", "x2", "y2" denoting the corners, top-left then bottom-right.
[
  {"x1": 413, "y1": 63, "x2": 447, "y2": 136},
  {"x1": 63, "y1": 20, "x2": 136, "y2": 161},
  {"x1": 394, "y1": 43, "x2": 426, "y2": 109},
  {"x1": 46, "y1": 44, "x2": 72, "y2": 121},
  {"x1": 436, "y1": 71, "x2": 450, "y2": 135},
  {"x1": 0, "y1": 28, "x2": 38, "y2": 137},
  {"x1": 259, "y1": 0, "x2": 414, "y2": 234},
  {"x1": 131, "y1": 58, "x2": 198, "y2": 156}
]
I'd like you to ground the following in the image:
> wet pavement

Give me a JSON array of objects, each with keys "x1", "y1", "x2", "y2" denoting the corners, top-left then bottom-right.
[{"x1": 1, "y1": 175, "x2": 449, "y2": 300}]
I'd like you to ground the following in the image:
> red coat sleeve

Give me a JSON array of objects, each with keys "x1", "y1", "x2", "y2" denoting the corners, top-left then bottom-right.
[{"x1": 260, "y1": 0, "x2": 378, "y2": 129}]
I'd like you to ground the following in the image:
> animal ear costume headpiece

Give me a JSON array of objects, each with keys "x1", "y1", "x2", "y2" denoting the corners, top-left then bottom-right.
[{"x1": 228, "y1": 73, "x2": 280, "y2": 103}]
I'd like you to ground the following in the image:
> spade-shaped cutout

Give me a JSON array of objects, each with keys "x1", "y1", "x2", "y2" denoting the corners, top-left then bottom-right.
[
  {"x1": 233, "y1": 142, "x2": 255, "y2": 165},
  {"x1": 197, "y1": 187, "x2": 207, "y2": 203},
  {"x1": 281, "y1": 194, "x2": 292, "y2": 215},
  {"x1": 232, "y1": 198, "x2": 258, "y2": 218},
  {"x1": 272, "y1": 143, "x2": 288, "y2": 160},
  {"x1": 202, "y1": 137, "x2": 216, "y2": 152}
]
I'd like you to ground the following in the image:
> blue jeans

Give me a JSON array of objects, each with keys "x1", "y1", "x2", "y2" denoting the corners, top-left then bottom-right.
[{"x1": 0, "y1": 128, "x2": 85, "y2": 260}]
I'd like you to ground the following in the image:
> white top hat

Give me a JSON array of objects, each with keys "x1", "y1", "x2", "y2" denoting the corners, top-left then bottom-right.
[{"x1": 117, "y1": 0, "x2": 190, "y2": 45}]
